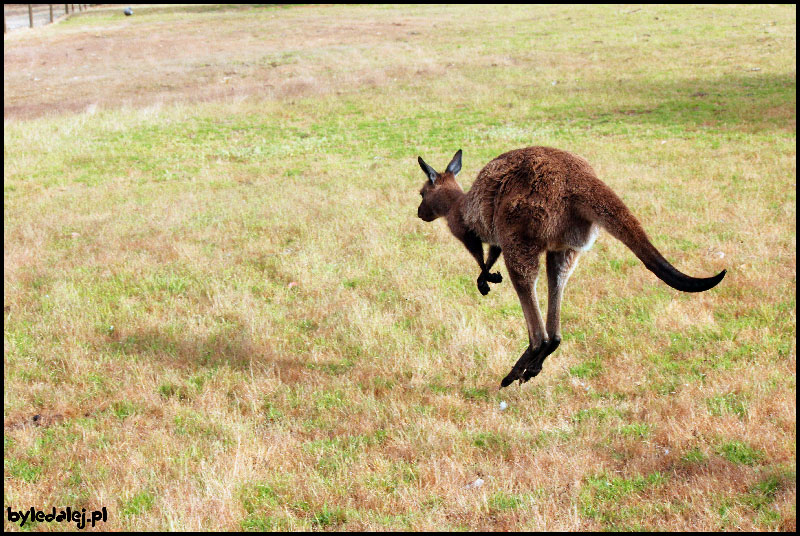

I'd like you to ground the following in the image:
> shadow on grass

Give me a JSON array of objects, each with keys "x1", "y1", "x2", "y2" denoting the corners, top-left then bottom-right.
[
  {"x1": 519, "y1": 72, "x2": 796, "y2": 136},
  {"x1": 103, "y1": 324, "x2": 311, "y2": 382},
  {"x1": 611, "y1": 73, "x2": 792, "y2": 131}
]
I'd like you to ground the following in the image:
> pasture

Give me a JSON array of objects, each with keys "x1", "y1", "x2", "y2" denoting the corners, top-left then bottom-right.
[{"x1": 3, "y1": 4, "x2": 796, "y2": 531}]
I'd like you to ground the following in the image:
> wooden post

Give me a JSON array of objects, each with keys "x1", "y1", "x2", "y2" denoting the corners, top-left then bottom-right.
[
  {"x1": 65, "y1": 4, "x2": 69, "y2": 14},
  {"x1": 50, "y1": 4, "x2": 54, "y2": 22},
  {"x1": 28, "y1": 4, "x2": 34, "y2": 28}
]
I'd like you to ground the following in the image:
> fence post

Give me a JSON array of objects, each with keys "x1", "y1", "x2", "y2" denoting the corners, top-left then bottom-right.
[
  {"x1": 65, "y1": 4, "x2": 69, "y2": 14},
  {"x1": 50, "y1": 5, "x2": 54, "y2": 22},
  {"x1": 28, "y1": 4, "x2": 34, "y2": 28}
]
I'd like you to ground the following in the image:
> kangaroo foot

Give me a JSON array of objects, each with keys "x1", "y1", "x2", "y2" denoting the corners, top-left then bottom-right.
[
  {"x1": 500, "y1": 340, "x2": 549, "y2": 388},
  {"x1": 520, "y1": 337, "x2": 561, "y2": 382}
]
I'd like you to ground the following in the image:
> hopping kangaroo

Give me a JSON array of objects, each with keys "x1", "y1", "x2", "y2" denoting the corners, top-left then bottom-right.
[{"x1": 416, "y1": 147, "x2": 726, "y2": 388}]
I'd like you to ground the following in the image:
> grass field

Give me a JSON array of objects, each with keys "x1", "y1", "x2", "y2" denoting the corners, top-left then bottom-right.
[{"x1": 3, "y1": 4, "x2": 796, "y2": 531}]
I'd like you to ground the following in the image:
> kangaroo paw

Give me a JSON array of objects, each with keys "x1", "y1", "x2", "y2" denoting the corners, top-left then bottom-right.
[
  {"x1": 485, "y1": 271, "x2": 503, "y2": 284},
  {"x1": 477, "y1": 277, "x2": 490, "y2": 295}
]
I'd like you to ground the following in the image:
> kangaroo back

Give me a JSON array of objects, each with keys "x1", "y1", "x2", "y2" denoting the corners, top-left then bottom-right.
[{"x1": 580, "y1": 181, "x2": 726, "y2": 293}]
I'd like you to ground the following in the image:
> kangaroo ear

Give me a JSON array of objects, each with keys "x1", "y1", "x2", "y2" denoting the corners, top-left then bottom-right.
[
  {"x1": 446, "y1": 149, "x2": 462, "y2": 176},
  {"x1": 418, "y1": 156, "x2": 438, "y2": 184}
]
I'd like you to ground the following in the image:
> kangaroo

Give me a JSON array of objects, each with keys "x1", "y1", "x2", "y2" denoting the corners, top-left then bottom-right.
[{"x1": 416, "y1": 147, "x2": 726, "y2": 388}]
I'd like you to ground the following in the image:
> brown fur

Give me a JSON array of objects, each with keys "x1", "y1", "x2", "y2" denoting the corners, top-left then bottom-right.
[{"x1": 416, "y1": 147, "x2": 726, "y2": 387}]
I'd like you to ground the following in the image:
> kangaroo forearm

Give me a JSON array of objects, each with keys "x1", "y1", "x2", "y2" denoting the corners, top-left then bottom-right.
[
  {"x1": 485, "y1": 245, "x2": 502, "y2": 272},
  {"x1": 461, "y1": 230, "x2": 486, "y2": 271}
]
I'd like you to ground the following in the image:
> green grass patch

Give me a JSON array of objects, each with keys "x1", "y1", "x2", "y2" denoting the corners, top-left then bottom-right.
[
  {"x1": 469, "y1": 430, "x2": 512, "y2": 456},
  {"x1": 488, "y1": 490, "x2": 530, "y2": 512},
  {"x1": 716, "y1": 440, "x2": 765, "y2": 466},
  {"x1": 5, "y1": 458, "x2": 43, "y2": 483},
  {"x1": 579, "y1": 472, "x2": 669, "y2": 527},
  {"x1": 706, "y1": 392, "x2": 749, "y2": 418},
  {"x1": 121, "y1": 490, "x2": 156, "y2": 517},
  {"x1": 310, "y1": 505, "x2": 347, "y2": 529},
  {"x1": 569, "y1": 358, "x2": 603, "y2": 379},
  {"x1": 462, "y1": 386, "x2": 490, "y2": 401},
  {"x1": 617, "y1": 423, "x2": 653, "y2": 439},
  {"x1": 681, "y1": 447, "x2": 709, "y2": 465}
]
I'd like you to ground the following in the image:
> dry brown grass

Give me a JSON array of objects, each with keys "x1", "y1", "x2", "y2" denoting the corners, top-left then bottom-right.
[
  {"x1": 4, "y1": 4, "x2": 448, "y2": 118},
  {"x1": 4, "y1": 3, "x2": 796, "y2": 532}
]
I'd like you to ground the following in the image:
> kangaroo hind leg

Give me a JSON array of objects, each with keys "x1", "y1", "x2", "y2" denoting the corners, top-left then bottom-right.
[
  {"x1": 521, "y1": 248, "x2": 581, "y2": 382},
  {"x1": 500, "y1": 247, "x2": 549, "y2": 388}
]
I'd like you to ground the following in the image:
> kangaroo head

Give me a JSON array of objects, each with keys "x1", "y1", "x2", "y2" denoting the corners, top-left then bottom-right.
[{"x1": 417, "y1": 149, "x2": 463, "y2": 222}]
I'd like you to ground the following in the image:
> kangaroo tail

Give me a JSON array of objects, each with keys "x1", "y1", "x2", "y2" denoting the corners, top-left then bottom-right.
[{"x1": 583, "y1": 184, "x2": 726, "y2": 293}]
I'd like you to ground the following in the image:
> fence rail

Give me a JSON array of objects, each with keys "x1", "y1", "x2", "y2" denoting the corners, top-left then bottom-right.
[{"x1": 4, "y1": 4, "x2": 91, "y2": 33}]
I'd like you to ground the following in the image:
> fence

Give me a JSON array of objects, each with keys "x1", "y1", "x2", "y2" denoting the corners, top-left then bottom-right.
[{"x1": 4, "y1": 4, "x2": 91, "y2": 33}]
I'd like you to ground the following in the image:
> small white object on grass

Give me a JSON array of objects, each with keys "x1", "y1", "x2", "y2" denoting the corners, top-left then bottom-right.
[
  {"x1": 499, "y1": 401, "x2": 508, "y2": 411},
  {"x1": 465, "y1": 478, "x2": 484, "y2": 489}
]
